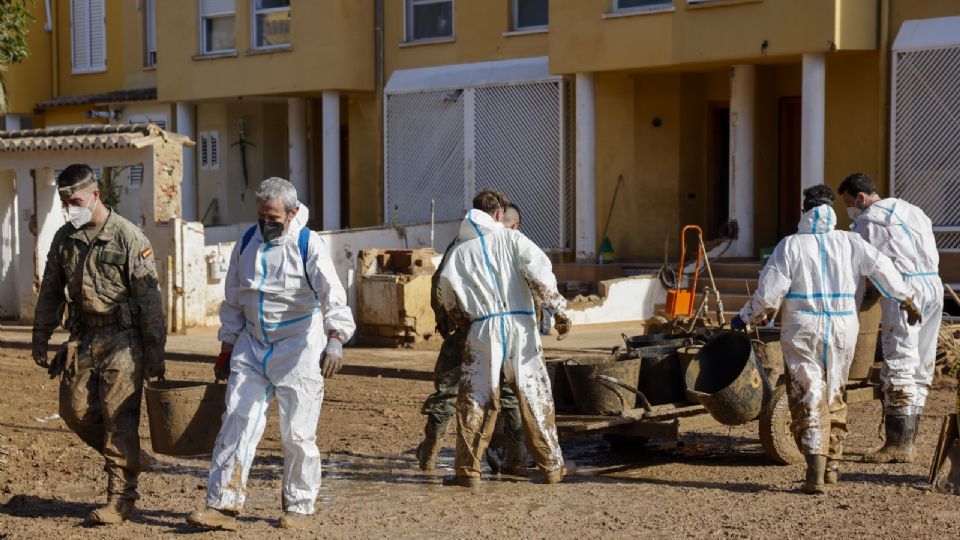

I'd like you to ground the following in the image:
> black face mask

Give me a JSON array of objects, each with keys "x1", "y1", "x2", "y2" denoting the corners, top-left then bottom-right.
[{"x1": 259, "y1": 219, "x2": 286, "y2": 243}]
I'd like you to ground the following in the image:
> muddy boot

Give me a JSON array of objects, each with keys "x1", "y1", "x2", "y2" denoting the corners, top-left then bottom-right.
[
  {"x1": 187, "y1": 507, "x2": 239, "y2": 531},
  {"x1": 543, "y1": 465, "x2": 566, "y2": 485},
  {"x1": 87, "y1": 498, "x2": 135, "y2": 525},
  {"x1": 442, "y1": 475, "x2": 481, "y2": 489},
  {"x1": 825, "y1": 459, "x2": 840, "y2": 485},
  {"x1": 863, "y1": 415, "x2": 916, "y2": 464},
  {"x1": 800, "y1": 455, "x2": 827, "y2": 494},
  {"x1": 500, "y1": 438, "x2": 528, "y2": 476},
  {"x1": 278, "y1": 511, "x2": 311, "y2": 529},
  {"x1": 416, "y1": 421, "x2": 445, "y2": 472}
]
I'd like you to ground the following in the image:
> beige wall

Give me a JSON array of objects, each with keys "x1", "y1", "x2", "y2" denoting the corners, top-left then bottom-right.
[
  {"x1": 157, "y1": 0, "x2": 374, "y2": 102},
  {"x1": 548, "y1": 0, "x2": 877, "y2": 75},
  {"x1": 347, "y1": 92, "x2": 381, "y2": 228},
  {"x1": 5, "y1": 1, "x2": 52, "y2": 115}
]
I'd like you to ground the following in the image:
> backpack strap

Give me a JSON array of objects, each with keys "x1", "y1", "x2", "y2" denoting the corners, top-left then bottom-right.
[
  {"x1": 298, "y1": 226, "x2": 315, "y2": 293},
  {"x1": 239, "y1": 225, "x2": 258, "y2": 255}
]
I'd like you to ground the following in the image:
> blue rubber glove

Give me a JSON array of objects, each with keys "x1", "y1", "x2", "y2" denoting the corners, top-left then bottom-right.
[{"x1": 731, "y1": 315, "x2": 748, "y2": 331}]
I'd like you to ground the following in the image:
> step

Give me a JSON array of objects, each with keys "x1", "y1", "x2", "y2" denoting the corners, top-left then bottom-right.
[
  {"x1": 701, "y1": 260, "x2": 764, "y2": 280},
  {"x1": 693, "y1": 277, "x2": 760, "y2": 295}
]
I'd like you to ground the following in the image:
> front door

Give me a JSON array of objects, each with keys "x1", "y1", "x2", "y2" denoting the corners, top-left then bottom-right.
[{"x1": 778, "y1": 96, "x2": 802, "y2": 238}]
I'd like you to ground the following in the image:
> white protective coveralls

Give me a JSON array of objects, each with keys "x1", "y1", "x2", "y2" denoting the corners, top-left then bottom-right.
[
  {"x1": 437, "y1": 209, "x2": 567, "y2": 478},
  {"x1": 739, "y1": 205, "x2": 912, "y2": 457},
  {"x1": 852, "y1": 198, "x2": 943, "y2": 416},
  {"x1": 207, "y1": 204, "x2": 355, "y2": 514}
]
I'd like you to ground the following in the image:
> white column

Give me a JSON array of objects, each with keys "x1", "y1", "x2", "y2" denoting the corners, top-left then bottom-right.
[
  {"x1": 729, "y1": 64, "x2": 755, "y2": 258},
  {"x1": 462, "y1": 88, "x2": 477, "y2": 212},
  {"x1": 4, "y1": 115, "x2": 22, "y2": 131},
  {"x1": 175, "y1": 103, "x2": 198, "y2": 221},
  {"x1": 575, "y1": 72, "x2": 597, "y2": 262},
  {"x1": 287, "y1": 97, "x2": 309, "y2": 206},
  {"x1": 321, "y1": 91, "x2": 341, "y2": 231},
  {"x1": 34, "y1": 168, "x2": 64, "y2": 277},
  {"x1": 14, "y1": 168, "x2": 36, "y2": 320},
  {"x1": 801, "y1": 53, "x2": 825, "y2": 192}
]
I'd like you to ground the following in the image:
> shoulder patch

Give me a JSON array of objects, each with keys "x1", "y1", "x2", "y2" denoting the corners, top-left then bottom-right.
[{"x1": 141, "y1": 247, "x2": 153, "y2": 259}]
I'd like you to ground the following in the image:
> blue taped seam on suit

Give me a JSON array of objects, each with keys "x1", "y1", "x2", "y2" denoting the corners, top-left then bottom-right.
[{"x1": 467, "y1": 214, "x2": 510, "y2": 366}]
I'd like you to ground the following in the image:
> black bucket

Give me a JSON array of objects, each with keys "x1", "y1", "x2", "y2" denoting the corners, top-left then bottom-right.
[
  {"x1": 546, "y1": 359, "x2": 576, "y2": 413},
  {"x1": 634, "y1": 344, "x2": 686, "y2": 405},
  {"x1": 564, "y1": 355, "x2": 642, "y2": 415},
  {"x1": 684, "y1": 332, "x2": 766, "y2": 425},
  {"x1": 622, "y1": 332, "x2": 691, "y2": 351}
]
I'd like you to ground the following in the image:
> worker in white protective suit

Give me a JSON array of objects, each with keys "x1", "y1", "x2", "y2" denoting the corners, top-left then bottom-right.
[
  {"x1": 187, "y1": 178, "x2": 355, "y2": 531},
  {"x1": 732, "y1": 185, "x2": 921, "y2": 494},
  {"x1": 437, "y1": 189, "x2": 571, "y2": 488},
  {"x1": 839, "y1": 172, "x2": 944, "y2": 464}
]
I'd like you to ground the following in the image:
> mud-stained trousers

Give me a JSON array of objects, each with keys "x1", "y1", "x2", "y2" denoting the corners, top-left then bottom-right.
[
  {"x1": 206, "y1": 330, "x2": 325, "y2": 515},
  {"x1": 879, "y1": 285, "x2": 944, "y2": 416},
  {"x1": 782, "y1": 313, "x2": 857, "y2": 459},
  {"x1": 455, "y1": 318, "x2": 563, "y2": 478},
  {"x1": 421, "y1": 327, "x2": 522, "y2": 441},
  {"x1": 58, "y1": 325, "x2": 144, "y2": 502}
]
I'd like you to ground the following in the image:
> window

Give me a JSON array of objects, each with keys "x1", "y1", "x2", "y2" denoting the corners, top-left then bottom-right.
[
  {"x1": 200, "y1": 0, "x2": 236, "y2": 54},
  {"x1": 199, "y1": 131, "x2": 221, "y2": 170},
  {"x1": 252, "y1": 0, "x2": 291, "y2": 49},
  {"x1": 71, "y1": 0, "x2": 106, "y2": 73},
  {"x1": 614, "y1": 0, "x2": 673, "y2": 11},
  {"x1": 513, "y1": 0, "x2": 548, "y2": 30},
  {"x1": 405, "y1": 0, "x2": 453, "y2": 41},
  {"x1": 143, "y1": 0, "x2": 156, "y2": 67}
]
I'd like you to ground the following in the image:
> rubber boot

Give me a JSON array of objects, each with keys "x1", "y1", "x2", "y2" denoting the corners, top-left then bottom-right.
[
  {"x1": 800, "y1": 455, "x2": 827, "y2": 494},
  {"x1": 863, "y1": 415, "x2": 916, "y2": 464},
  {"x1": 825, "y1": 459, "x2": 840, "y2": 485},
  {"x1": 442, "y1": 475, "x2": 481, "y2": 489},
  {"x1": 500, "y1": 438, "x2": 528, "y2": 477},
  {"x1": 415, "y1": 420, "x2": 445, "y2": 472},
  {"x1": 278, "y1": 511, "x2": 311, "y2": 529},
  {"x1": 187, "y1": 507, "x2": 239, "y2": 531},
  {"x1": 87, "y1": 498, "x2": 135, "y2": 525}
]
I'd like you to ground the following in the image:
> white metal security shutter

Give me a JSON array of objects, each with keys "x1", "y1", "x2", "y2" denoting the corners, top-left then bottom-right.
[
  {"x1": 892, "y1": 45, "x2": 960, "y2": 251},
  {"x1": 475, "y1": 82, "x2": 566, "y2": 249},
  {"x1": 89, "y1": 0, "x2": 106, "y2": 69},
  {"x1": 384, "y1": 90, "x2": 465, "y2": 225},
  {"x1": 71, "y1": 0, "x2": 90, "y2": 71}
]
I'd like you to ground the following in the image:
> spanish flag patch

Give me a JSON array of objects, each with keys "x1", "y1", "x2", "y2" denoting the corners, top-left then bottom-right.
[{"x1": 141, "y1": 247, "x2": 153, "y2": 259}]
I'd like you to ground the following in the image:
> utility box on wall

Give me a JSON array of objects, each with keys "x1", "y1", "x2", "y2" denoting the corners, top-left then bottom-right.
[{"x1": 356, "y1": 248, "x2": 438, "y2": 347}]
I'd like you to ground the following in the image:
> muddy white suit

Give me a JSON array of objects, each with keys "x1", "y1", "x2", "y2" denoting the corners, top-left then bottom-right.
[
  {"x1": 207, "y1": 205, "x2": 355, "y2": 515},
  {"x1": 437, "y1": 209, "x2": 567, "y2": 478},
  {"x1": 738, "y1": 205, "x2": 912, "y2": 457},
  {"x1": 852, "y1": 198, "x2": 943, "y2": 416}
]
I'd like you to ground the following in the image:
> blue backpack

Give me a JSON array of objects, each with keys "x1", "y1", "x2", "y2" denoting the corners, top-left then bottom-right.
[{"x1": 239, "y1": 225, "x2": 315, "y2": 292}]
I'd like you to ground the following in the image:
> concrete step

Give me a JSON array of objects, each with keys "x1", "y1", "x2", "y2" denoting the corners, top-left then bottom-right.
[
  {"x1": 699, "y1": 260, "x2": 763, "y2": 280},
  {"x1": 693, "y1": 276, "x2": 760, "y2": 295}
]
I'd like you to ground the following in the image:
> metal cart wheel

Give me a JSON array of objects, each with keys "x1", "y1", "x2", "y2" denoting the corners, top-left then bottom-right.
[{"x1": 759, "y1": 384, "x2": 803, "y2": 465}]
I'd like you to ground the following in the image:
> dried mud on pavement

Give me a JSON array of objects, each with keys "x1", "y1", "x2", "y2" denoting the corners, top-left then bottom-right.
[{"x1": 1, "y1": 347, "x2": 959, "y2": 539}]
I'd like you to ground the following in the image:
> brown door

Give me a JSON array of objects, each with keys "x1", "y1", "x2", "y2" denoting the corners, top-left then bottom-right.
[
  {"x1": 707, "y1": 102, "x2": 730, "y2": 239},
  {"x1": 778, "y1": 97, "x2": 802, "y2": 238}
]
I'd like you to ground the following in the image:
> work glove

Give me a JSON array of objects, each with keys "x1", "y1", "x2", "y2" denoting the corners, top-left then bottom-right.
[
  {"x1": 320, "y1": 337, "x2": 344, "y2": 379},
  {"x1": 553, "y1": 312, "x2": 572, "y2": 340},
  {"x1": 214, "y1": 351, "x2": 231, "y2": 381},
  {"x1": 731, "y1": 315, "x2": 748, "y2": 331},
  {"x1": 32, "y1": 342, "x2": 49, "y2": 368},
  {"x1": 900, "y1": 297, "x2": 922, "y2": 326},
  {"x1": 142, "y1": 348, "x2": 166, "y2": 380}
]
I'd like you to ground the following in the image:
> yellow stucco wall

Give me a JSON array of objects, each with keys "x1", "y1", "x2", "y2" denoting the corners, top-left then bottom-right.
[
  {"x1": 157, "y1": 0, "x2": 373, "y2": 102},
  {"x1": 55, "y1": 0, "x2": 126, "y2": 96},
  {"x1": 383, "y1": 0, "x2": 549, "y2": 76},
  {"x1": 5, "y1": 1, "x2": 52, "y2": 115},
  {"x1": 347, "y1": 92, "x2": 381, "y2": 228}
]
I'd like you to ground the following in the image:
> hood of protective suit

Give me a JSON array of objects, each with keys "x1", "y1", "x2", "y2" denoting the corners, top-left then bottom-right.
[
  {"x1": 459, "y1": 208, "x2": 504, "y2": 240},
  {"x1": 857, "y1": 198, "x2": 931, "y2": 236},
  {"x1": 797, "y1": 205, "x2": 837, "y2": 234}
]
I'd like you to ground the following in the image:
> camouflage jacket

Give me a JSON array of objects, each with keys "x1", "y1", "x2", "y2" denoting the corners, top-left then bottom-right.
[{"x1": 32, "y1": 209, "x2": 166, "y2": 351}]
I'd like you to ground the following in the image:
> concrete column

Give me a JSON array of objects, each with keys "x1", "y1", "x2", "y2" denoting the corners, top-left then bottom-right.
[
  {"x1": 14, "y1": 168, "x2": 35, "y2": 320},
  {"x1": 34, "y1": 168, "x2": 64, "y2": 278},
  {"x1": 321, "y1": 91, "x2": 341, "y2": 231},
  {"x1": 729, "y1": 64, "x2": 755, "y2": 258},
  {"x1": 287, "y1": 97, "x2": 309, "y2": 206},
  {"x1": 801, "y1": 53, "x2": 825, "y2": 192},
  {"x1": 175, "y1": 103, "x2": 198, "y2": 221},
  {"x1": 575, "y1": 72, "x2": 597, "y2": 262}
]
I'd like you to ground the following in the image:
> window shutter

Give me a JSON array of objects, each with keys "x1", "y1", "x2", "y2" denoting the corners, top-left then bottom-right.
[
  {"x1": 199, "y1": 133, "x2": 210, "y2": 170},
  {"x1": 71, "y1": 0, "x2": 91, "y2": 71},
  {"x1": 201, "y1": 0, "x2": 236, "y2": 16},
  {"x1": 145, "y1": 0, "x2": 157, "y2": 65},
  {"x1": 129, "y1": 165, "x2": 144, "y2": 188},
  {"x1": 89, "y1": 0, "x2": 106, "y2": 69},
  {"x1": 209, "y1": 131, "x2": 220, "y2": 170}
]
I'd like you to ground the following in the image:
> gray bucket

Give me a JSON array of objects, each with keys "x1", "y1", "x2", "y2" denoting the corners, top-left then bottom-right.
[
  {"x1": 145, "y1": 380, "x2": 227, "y2": 456},
  {"x1": 634, "y1": 344, "x2": 686, "y2": 405},
  {"x1": 685, "y1": 332, "x2": 766, "y2": 426}
]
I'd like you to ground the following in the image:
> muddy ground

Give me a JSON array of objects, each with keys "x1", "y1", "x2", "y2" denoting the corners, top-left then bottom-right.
[{"x1": 1, "y1": 347, "x2": 959, "y2": 539}]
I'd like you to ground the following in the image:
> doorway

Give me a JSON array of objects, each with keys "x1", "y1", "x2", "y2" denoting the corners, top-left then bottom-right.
[
  {"x1": 707, "y1": 102, "x2": 730, "y2": 239},
  {"x1": 777, "y1": 96, "x2": 802, "y2": 238}
]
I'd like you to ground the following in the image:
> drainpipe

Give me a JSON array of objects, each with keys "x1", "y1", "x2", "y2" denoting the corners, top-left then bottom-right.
[
  {"x1": 877, "y1": 0, "x2": 891, "y2": 193},
  {"x1": 49, "y1": 0, "x2": 59, "y2": 98},
  {"x1": 375, "y1": 0, "x2": 384, "y2": 225}
]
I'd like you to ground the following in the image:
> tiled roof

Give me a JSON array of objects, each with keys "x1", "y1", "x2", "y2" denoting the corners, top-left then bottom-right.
[
  {"x1": 0, "y1": 124, "x2": 193, "y2": 152},
  {"x1": 35, "y1": 88, "x2": 157, "y2": 109}
]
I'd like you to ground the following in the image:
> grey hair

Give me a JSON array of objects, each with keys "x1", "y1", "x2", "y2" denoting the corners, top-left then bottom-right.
[{"x1": 255, "y1": 177, "x2": 298, "y2": 213}]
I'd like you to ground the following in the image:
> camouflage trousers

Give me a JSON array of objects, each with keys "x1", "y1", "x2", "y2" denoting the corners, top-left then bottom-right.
[
  {"x1": 58, "y1": 325, "x2": 144, "y2": 502},
  {"x1": 420, "y1": 327, "x2": 523, "y2": 442}
]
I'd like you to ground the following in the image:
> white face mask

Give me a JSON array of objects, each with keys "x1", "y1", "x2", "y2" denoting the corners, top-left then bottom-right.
[
  {"x1": 67, "y1": 196, "x2": 98, "y2": 229},
  {"x1": 846, "y1": 206, "x2": 862, "y2": 220}
]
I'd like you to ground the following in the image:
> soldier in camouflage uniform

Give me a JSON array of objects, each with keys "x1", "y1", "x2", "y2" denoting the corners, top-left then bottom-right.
[{"x1": 31, "y1": 164, "x2": 166, "y2": 525}]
